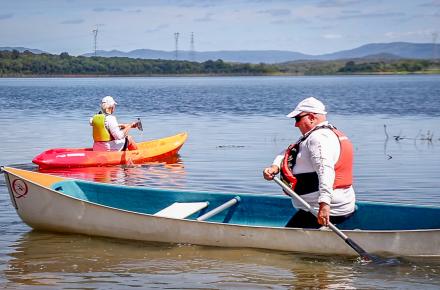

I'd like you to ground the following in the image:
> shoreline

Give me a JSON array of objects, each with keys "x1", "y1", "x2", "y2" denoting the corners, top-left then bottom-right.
[{"x1": 1, "y1": 71, "x2": 439, "y2": 78}]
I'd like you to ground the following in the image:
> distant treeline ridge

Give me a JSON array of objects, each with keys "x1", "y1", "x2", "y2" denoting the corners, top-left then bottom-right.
[{"x1": 0, "y1": 50, "x2": 439, "y2": 76}]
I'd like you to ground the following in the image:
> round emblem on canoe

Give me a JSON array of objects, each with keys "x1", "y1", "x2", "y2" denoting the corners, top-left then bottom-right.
[{"x1": 12, "y1": 179, "x2": 28, "y2": 198}]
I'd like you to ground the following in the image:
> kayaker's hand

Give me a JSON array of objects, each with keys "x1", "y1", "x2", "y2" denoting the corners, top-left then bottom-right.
[
  {"x1": 318, "y1": 202, "x2": 330, "y2": 226},
  {"x1": 263, "y1": 165, "x2": 279, "y2": 180},
  {"x1": 131, "y1": 122, "x2": 137, "y2": 129}
]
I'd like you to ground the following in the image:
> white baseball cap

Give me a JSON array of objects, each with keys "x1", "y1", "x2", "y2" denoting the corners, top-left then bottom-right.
[
  {"x1": 286, "y1": 97, "x2": 327, "y2": 118},
  {"x1": 101, "y1": 96, "x2": 117, "y2": 106}
]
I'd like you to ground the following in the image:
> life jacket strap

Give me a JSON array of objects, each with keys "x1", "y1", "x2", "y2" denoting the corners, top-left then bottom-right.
[{"x1": 294, "y1": 172, "x2": 319, "y2": 195}]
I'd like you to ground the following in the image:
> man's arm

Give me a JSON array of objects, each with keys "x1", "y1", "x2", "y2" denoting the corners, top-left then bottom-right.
[
  {"x1": 263, "y1": 153, "x2": 284, "y2": 180},
  {"x1": 106, "y1": 116, "x2": 126, "y2": 140}
]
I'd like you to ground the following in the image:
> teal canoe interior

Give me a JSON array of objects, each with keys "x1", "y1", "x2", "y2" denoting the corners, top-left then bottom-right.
[
  {"x1": 51, "y1": 180, "x2": 440, "y2": 231},
  {"x1": 51, "y1": 180, "x2": 293, "y2": 227}
]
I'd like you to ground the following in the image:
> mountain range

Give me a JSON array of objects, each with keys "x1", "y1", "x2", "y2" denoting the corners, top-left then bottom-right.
[{"x1": 1, "y1": 42, "x2": 437, "y2": 64}]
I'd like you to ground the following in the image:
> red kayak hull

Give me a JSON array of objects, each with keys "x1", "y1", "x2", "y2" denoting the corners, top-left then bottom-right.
[{"x1": 32, "y1": 132, "x2": 188, "y2": 169}]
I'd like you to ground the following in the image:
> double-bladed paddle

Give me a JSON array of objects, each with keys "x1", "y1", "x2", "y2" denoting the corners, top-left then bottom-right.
[{"x1": 273, "y1": 176, "x2": 398, "y2": 265}]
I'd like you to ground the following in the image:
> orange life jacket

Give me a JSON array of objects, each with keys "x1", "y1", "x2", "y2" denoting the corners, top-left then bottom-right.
[
  {"x1": 332, "y1": 128, "x2": 353, "y2": 189},
  {"x1": 280, "y1": 125, "x2": 353, "y2": 193}
]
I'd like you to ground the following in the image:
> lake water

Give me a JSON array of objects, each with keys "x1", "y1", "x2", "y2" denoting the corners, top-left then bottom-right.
[{"x1": 1, "y1": 76, "x2": 439, "y2": 289}]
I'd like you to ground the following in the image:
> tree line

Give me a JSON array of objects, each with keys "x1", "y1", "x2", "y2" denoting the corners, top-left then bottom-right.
[
  {"x1": 337, "y1": 60, "x2": 435, "y2": 73},
  {"x1": 0, "y1": 50, "x2": 278, "y2": 76},
  {"x1": 0, "y1": 50, "x2": 438, "y2": 76}
]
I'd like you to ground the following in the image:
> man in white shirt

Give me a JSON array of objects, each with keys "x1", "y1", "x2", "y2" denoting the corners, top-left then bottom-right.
[{"x1": 263, "y1": 97, "x2": 356, "y2": 228}]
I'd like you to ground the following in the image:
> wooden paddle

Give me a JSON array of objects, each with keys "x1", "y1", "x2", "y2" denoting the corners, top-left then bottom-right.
[{"x1": 273, "y1": 176, "x2": 397, "y2": 264}]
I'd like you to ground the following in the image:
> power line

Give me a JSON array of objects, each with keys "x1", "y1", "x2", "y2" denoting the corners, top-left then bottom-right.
[
  {"x1": 174, "y1": 32, "x2": 180, "y2": 60},
  {"x1": 92, "y1": 25, "x2": 99, "y2": 56},
  {"x1": 190, "y1": 32, "x2": 195, "y2": 61},
  {"x1": 433, "y1": 32, "x2": 438, "y2": 60}
]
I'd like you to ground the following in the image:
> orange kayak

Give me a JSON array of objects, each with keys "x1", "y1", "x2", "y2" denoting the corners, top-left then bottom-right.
[{"x1": 32, "y1": 132, "x2": 188, "y2": 169}]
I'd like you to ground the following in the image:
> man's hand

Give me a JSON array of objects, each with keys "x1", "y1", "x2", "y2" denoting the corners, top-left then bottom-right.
[
  {"x1": 318, "y1": 202, "x2": 330, "y2": 226},
  {"x1": 263, "y1": 165, "x2": 280, "y2": 180}
]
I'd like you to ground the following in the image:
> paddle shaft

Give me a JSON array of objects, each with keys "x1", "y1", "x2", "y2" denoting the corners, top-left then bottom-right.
[{"x1": 273, "y1": 176, "x2": 372, "y2": 259}]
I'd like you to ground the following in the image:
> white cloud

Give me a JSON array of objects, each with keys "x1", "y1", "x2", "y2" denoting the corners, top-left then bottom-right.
[
  {"x1": 93, "y1": 7, "x2": 123, "y2": 12},
  {"x1": 385, "y1": 29, "x2": 435, "y2": 39},
  {"x1": 194, "y1": 13, "x2": 215, "y2": 22},
  {"x1": 323, "y1": 33, "x2": 343, "y2": 39},
  {"x1": 258, "y1": 9, "x2": 291, "y2": 17}
]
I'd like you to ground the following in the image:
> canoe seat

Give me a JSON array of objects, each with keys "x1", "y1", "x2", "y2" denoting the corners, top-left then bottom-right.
[{"x1": 154, "y1": 202, "x2": 209, "y2": 219}]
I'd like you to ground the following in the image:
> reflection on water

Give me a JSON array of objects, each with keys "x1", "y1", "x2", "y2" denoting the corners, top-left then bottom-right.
[
  {"x1": 38, "y1": 155, "x2": 186, "y2": 188},
  {"x1": 4, "y1": 232, "x2": 354, "y2": 289},
  {"x1": 6, "y1": 231, "x2": 440, "y2": 289}
]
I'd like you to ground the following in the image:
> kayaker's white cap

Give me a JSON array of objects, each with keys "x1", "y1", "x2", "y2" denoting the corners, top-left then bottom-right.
[
  {"x1": 286, "y1": 97, "x2": 327, "y2": 118},
  {"x1": 102, "y1": 96, "x2": 117, "y2": 106}
]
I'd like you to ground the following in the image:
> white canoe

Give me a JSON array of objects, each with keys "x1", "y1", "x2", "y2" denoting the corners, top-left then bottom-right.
[{"x1": 2, "y1": 166, "x2": 440, "y2": 257}]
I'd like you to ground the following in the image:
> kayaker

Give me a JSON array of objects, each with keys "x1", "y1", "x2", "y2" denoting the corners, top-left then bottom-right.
[
  {"x1": 263, "y1": 97, "x2": 355, "y2": 228},
  {"x1": 90, "y1": 96, "x2": 139, "y2": 151}
]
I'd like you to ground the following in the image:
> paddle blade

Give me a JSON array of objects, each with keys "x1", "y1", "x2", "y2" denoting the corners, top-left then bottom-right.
[
  {"x1": 136, "y1": 118, "x2": 143, "y2": 131},
  {"x1": 346, "y1": 238, "x2": 400, "y2": 265}
]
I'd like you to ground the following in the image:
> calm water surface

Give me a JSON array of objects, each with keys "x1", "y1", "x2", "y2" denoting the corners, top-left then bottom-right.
[{"x1": 0, "y1": 76, "x2": 439, "y2": 289}]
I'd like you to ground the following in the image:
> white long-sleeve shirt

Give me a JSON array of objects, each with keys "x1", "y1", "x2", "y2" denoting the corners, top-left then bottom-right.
[
  {"x1": 89, "y1": 114, "x2": 126, "y2": 151},
  {"x1": 273, "y1": 121, "x2": 355, "y2": 216},
  {"x1": 105, "y1": 115, "x2": 125, "y2": 140}
]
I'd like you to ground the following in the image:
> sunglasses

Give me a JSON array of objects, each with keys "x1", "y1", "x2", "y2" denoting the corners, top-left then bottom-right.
[{"x1": 294, "y1": 113, "x2": 311, "y2": 123}]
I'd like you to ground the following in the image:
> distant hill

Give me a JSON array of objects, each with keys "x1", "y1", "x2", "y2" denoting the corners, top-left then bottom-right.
[
  {"x1": 0, "y1": 46, "x2": 47, "y2": 54},
  {"x1": 316, "y1": 42, "x2": 436, "y2": 60},
  {"x1": 83, "y1": 49, "x2": 311, "y2": 63},
  {"x1": 282, "y1": 53, "x2": 403, "y2": 66},
  {"x1": 359, "y1": 53, "x2": 403, "y2": 60},
  {"x1": 82, "y1": 42, "x2": 437, "y2": 63},
  {"x1": 1, "y1": 42, "x2": 437, "y2": 63}
]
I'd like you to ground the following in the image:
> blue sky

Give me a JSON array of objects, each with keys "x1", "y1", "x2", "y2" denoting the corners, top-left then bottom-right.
[{"x1": 1, "y1": 0, "x2": 439, "y2": 56}]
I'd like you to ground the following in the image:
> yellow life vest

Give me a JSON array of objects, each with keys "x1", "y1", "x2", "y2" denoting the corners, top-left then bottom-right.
[{"x1": 91, "y1": 114, "x2": 112, "y2": 142}]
